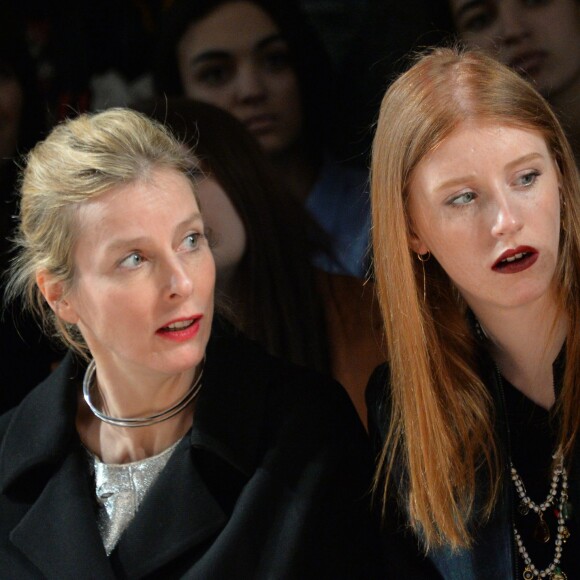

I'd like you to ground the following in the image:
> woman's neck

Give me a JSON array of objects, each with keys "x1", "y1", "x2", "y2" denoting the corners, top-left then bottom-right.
[
  {"x1": 473, "y1": 297, "x2": 567, "y2": 410},
  {"x1": 76, "y1": 363, "x2": 199, "y2": 463}
]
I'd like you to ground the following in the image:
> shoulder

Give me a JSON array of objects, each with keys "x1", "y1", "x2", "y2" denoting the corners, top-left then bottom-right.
[
  {"x1": 0, "y1": 352, "x2": 82, "y2": 492},
  {"x1": 203, "y1": 318, "x2": 372, "y2": 472}
]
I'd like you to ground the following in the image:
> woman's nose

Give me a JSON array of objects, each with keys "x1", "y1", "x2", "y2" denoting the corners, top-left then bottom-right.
[
  {"x1": 165, "y1": 259, "x2": 194, "y2": 299},
  {"x1": 236, "y1": 63, "x2": 266, "y2": 102},
  {"x1": 490, "y1": 195, "x2": 524, "y2": 237}
]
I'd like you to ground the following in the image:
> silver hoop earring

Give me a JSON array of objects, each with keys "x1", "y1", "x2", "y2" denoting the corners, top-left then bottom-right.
[{"x1": 417, "y1": 251, "x2": 431, "y2": 301}]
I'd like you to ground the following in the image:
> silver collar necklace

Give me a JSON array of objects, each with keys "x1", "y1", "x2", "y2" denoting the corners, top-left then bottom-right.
[{"x1": 82, "y1": 358, "x2": 204, "y2": 428}]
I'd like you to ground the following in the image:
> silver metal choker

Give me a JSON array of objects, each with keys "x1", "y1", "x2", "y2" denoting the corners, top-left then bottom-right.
[{"x1": 82, "y1": 358, "x2": 204, "y2": 428}]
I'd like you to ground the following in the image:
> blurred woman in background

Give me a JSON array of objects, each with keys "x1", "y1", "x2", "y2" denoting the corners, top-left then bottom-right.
[
  {"x1": 135, "y1": 97, "x2": 383, "y2": 425},
  {"x1": 447, "y1": 0, "x2": 580, "y2": 162},
  {"x1": 154, "y1": 0, "x2": 371, "y2": 278}
]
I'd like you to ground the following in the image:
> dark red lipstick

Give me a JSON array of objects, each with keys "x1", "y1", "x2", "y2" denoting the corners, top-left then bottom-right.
[
  {"x1": 156, "y1": 315, "x2": 202, "y2": 342},
  {"x1": 492, "y1": 246, "x2": 538, "y2": 274}
]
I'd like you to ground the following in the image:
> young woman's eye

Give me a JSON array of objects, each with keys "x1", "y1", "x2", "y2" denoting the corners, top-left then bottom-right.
[
  {"x1": 119, "y1": 252, "x2": 144, "y2": 269},
  {"x1": 262, "y1": 49, "x2": 292, "y2": 72},
  {"x1": 457, "y1": 7, "x2": 495, "y2": 33},
  {"x1": 516, "y1": 170, "x2": 540, "y2": 187},
  {"x1": 195, "y1": 64, "x2": 232, "y2": 87},
  {"x1": 449, "y1": 191, "x2": 477, "y2": 205}
]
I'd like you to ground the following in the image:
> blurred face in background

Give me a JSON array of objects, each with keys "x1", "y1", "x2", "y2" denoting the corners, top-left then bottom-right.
[
  {"x1": 448, "y1": 0, "x2": 580, "y2": 98},
  {"x1": 177, "y1": 1, "x2": 304, "y2": 155},
  {"x1": 0, "y1": 72, "x2": 22, "y2": 162},
  {"x1": 195, "y1": 173, "x2": 246, "y2": 292}
]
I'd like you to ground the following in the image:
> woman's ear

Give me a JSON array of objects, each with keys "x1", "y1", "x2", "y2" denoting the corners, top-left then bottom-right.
[
  {"x1": 36, "y1": 269, "x2": 79, "y2": 324},
  {"x1": 407, "y1": 227, "x2": 429, "y2": 256}
]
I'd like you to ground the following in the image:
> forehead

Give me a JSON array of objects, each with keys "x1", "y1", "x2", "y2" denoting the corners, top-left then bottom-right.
[
  {"x1": 75, "y1": 168, "x2": 199, "y2": 232},
  {"x1": 180, "y1": 1, "x2": 280, "y2": 55},
  {"x1": 410, "y1": 121, "x2": 550, "y2": 185}
]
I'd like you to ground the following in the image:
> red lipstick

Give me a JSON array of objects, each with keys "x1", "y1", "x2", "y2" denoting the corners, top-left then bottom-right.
[
  {"x1": 156, "y1": 315, "x2": 202, "y2": 342},
  {"x1": 492, "y1": 246, "x2": 538, "y2": 274}
]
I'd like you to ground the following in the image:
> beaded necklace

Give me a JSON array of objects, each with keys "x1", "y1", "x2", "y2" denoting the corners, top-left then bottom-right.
[{"x1": 510, "y1": 453, "x2": 571, "y2": 579}]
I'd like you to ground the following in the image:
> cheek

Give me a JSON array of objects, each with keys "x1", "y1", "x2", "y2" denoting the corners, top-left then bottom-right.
[
  {"x1": 213, "y1": 218, "x2": 246, "y2": 273},
  {"x1": 271, "y1": 73, "x2": 302, "y2": 112},
  {"x1": 187, "y1": 82, "x2": 234, "y2": 111}
]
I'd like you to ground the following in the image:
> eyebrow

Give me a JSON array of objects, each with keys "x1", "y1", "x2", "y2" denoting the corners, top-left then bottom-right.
[
  {"x1": 189, "y1": 33, "x2": 286, "y2": 67},
  {"x1": 453, "y1": 0, "x2": 486, "y2": 21},
  {"x1": 103, "y1": 213, "x2": 203, "y2": 253},
  {"x1": 434, "y1": 152, "x2": 546, "y2": 193}
]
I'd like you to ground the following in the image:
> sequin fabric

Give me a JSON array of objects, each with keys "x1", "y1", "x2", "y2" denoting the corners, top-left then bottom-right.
[{"x1": 87, "y1": 439, "x2": 182, "y2": 556}]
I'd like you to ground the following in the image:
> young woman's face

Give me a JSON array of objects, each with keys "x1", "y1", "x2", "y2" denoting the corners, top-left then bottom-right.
[
  {"x1": 56, "y1": 167, "x2": 215, "y2": 382},
  {"x1": 195, "y1": 174, "x2": 246, "y2": 291},
  {"x1": 177, "y1": 1, "x2": 303, "y2": 155},
  {"x1": 448, "y1": 0, "x2": 580, "y2": 98},
  {"x1": 407, "y1": 121, "x2": 561, "y2": 318}
]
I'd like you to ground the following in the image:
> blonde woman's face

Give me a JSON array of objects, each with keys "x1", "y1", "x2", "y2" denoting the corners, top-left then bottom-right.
[
  {"x1": 177, "y1": 1, "x2": 303, "y2": 155},
  {"x1": 59, "y1": 167, "x2": 216, "y2": 381},
  {"x1": 448, "y1": 0, "x2": 580, "y2": 98},
  {"x1": 407, "y1": 121, "x2": 561, "y2": 319}
]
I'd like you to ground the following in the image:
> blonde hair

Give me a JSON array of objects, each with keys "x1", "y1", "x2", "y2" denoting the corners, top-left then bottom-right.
[
  {"x1": 6, "y1": 107, "x2": 199, "y2": 354},
  {"x1": 371, "y1": 47, "x2": 580, "y2": 549}
]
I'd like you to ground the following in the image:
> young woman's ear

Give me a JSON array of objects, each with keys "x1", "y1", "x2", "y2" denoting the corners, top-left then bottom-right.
[
  {"x1": 407, "y1": 228, "x2": 429, "y2": 256},
  {"x1": 36, "y1": 270, "x2": 79, "y2": 324}
]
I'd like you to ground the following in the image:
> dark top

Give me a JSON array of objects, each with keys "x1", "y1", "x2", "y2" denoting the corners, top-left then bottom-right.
[
  {"x1": 0, "y1": 321, "x2": 381, "y2": 578},
  {"x1": 366, "y1": 346, "x2": 580, "y2": 579},
  {"x1": 503, "y1": 375, "x2": 578, "y2": 578}
]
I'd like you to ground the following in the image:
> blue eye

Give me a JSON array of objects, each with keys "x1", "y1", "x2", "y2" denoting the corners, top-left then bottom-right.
[
  {"x1": 120, "y1": 252, "x2": 144, "y2": 269},
  {"x1": 183, "y1": 233, "x2": 204, "y2": 250},
  {"x1": 517, "y1": 171, "x2": 540, "y2": 187},
  {"x1": 450, "y1": 191, "x2": 476, "y2": 205}
]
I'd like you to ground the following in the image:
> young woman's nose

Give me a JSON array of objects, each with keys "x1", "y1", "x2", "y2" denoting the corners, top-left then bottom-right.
[
  {"x1": 491, "y1": 194, "x2": 524, "y2": 238},
  {"x1": 235, "y1": 63, "x2": 267, "y2": 102}
]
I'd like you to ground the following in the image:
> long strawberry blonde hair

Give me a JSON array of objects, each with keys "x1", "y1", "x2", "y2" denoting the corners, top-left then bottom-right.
[{"x1": 370, "y1": 47, "x2": 580, "y2": 550}]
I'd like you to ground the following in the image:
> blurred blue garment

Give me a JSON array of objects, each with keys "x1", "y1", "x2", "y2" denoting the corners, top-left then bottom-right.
[{"x1": 306, "y1": 157, "x2": 370, "y2": 278}]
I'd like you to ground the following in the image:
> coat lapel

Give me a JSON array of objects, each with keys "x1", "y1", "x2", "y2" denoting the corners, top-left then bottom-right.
[
  {"x1": 112, "y1": 442, "x2": 227, "y2": 578},
  {"x1": 10, "y1": 450, "x2": 114, "y2": 579}
]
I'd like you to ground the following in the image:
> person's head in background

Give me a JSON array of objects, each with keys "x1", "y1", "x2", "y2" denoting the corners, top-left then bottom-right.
[
  {"x1": 154, "y1": 0, "x2": 336, "y2": 171},
  {"x1": 446, "y1": 0, "x2": 580, "y2": 103},
  {"x1": 133, "y1": 97, "x2": 330, "y2": 373}
]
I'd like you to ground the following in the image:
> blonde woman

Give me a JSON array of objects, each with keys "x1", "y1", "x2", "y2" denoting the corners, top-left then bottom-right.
[
  {"x1": 368, "y1": 48, "x2": 579, "y2": 578},
  {"x1": 0, "y1": 108, "x2": 379, "y2": 577}
]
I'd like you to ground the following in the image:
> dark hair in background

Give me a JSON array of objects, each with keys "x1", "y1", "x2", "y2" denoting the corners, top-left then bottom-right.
[
  {"x1": 153, "y1": 0, "x2": 338, "y2": 157},
  {"x1": 133, "y1": 97, "x2": 330, "y2": 372}
]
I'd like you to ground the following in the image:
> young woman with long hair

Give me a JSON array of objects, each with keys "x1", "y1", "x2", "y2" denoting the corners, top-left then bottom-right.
[{"x1": 368, "y1": 47, "x2": 580, "y2": 578}]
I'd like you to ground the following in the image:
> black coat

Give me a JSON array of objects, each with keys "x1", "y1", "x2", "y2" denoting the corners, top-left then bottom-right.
[
  {"x1": 366, "y1": 347, "x2": 580, "y2": 579},
  {"x1": 0, "y1": 323, "x2": 380, "y2": 579}
]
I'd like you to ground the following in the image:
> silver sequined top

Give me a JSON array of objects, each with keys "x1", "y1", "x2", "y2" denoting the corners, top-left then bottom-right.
[{"x1": 86, "y1": 439, "x2": 182, "y2": 556}]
